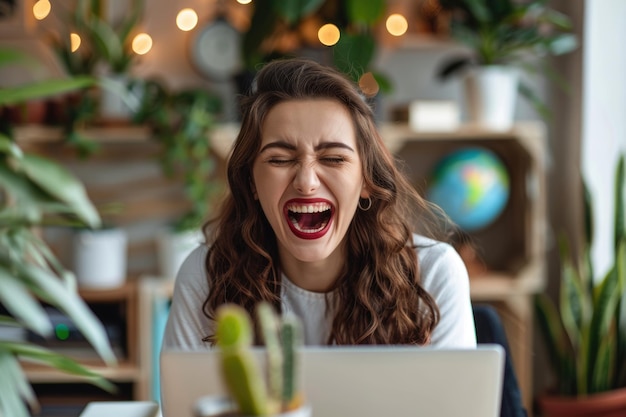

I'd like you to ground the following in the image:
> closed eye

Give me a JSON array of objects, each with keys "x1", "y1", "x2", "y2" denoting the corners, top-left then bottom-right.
[
  {"x1": 267, "y1": 158, "x2": 294, "y2": 166},
  {"x1": 320, "y1": 156, "x2": 346, "y2": 165}
]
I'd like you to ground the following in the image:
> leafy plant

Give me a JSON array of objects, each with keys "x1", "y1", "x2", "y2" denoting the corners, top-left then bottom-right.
[
  {"x1": 42, "y1": 0, "x2": 144, "y2": 155},
  {"x1": 133, "y1": 79, "x2": 223, "y2": 232},
  {"x1": 437, "y1": 0, "x2": 578, "y2": 117},
  {"x1": 535, "y1": 154, "x2": 626, "y2": 396},
  {"x1": 241, "y1": 0, "x2": 392, "y2": 94},
  {"x1": 0, "y1": 48, "x2": 116, "y2": 417},
  {"x1": 49, "y1": 0, "x2": 144, "y2": 75},
  {"x1": 214, "y1": 302, "x2": 304, "y2": 416}
]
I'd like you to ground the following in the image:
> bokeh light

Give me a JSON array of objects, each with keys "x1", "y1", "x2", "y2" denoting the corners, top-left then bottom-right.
[
  {"x1": 318, "y1": 23, "x2": 340, "y2": 46},
  {"x1": 237, "y1": 0, "x2": 252, "y2": 4},
  {"x1": 176, "y1": 8, "x2": 198, "y2": 31},
  {"x1": 359, "y1": 72, "x2": 379, "y2": 97},
  {"x1": 386, "y1": 13, "x2": 408, "y2": 37},
  {"x1": 33, "y1": 0, "x2": 51, "y2": 20},
  {"x1": 132, "y1": 33, "x2": 153, "y2": 55},
  {"x1": 70, "y1": 33, "x2": 81, "y2": 52}
]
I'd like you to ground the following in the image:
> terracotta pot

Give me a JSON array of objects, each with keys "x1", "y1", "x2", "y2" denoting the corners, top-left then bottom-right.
[
  {"x1": 5, "y1": 100, "x2": 47, "y2": 125},
  {"x1": 539, "y1": 387, "x2": 626, "y2": 417}
]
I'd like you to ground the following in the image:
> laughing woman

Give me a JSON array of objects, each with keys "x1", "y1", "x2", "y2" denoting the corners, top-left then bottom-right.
[{"x1": 162, "y1": 58, "x2": 476, "y2": 348}]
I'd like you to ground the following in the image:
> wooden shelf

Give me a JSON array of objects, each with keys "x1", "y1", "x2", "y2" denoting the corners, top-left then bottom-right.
[
  {"x1": 14, "y1": 124, "x2": 152, "y2": 144},
  {"x1": 469, "y1": 263, "x2": 544, "y2": 301},
  {"x1": 24, "y1": 362, "x2": 140, "y2": 383},
  {"x1": 27, "y1": 280, "x2": 142, "y2": 401}
]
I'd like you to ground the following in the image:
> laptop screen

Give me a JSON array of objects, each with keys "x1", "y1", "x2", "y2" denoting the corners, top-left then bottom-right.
[{"x1": 160, "y1": 344, "x2": 504, "y2": 417}]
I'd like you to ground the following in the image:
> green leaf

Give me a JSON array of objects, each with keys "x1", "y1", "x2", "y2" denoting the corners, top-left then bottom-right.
[
  {"x1": 242, "y1": 0, "x2": 278, "y2": 69},
  {"x1": 590, "y1": 329, "x2": 616, "y2": 393},
  {"x1": 15, "y1": 262, "x2": 117, "y2": 365},
  {"x1": 559, "y1": 241, "x2": 588, "y2": 350},
  {"x1": 77, "y1": 15, "x2": 126, "y2": 71},
  {"x1": 0, "y1": 77, "x2": 95, "y2": 106},
  {"x1": 272, "y1": 0, "x2": 325, "y2": 25},
  {"x1": 0, "y1": 48, "x2": 31, "y2": 67},
  {"x1": 535, "y1": 293, "x2": 576, "y2": 395},
  {"x1": 372, "y1": 72, "x2": 393, "y2": 94},
  {"x1": 546, "y1": 34, "x2": 578, "y2": 56},
  {"x1": 541, "y1": 8, "x2": 574, "y2": 30},
  {"x1": 0, "y1": 135, "x2": 23, "y2": 158},
  {"x1": 19, "y1": 154, "x2": 101, "y2": 228},
  {"x1": 0, "y1": 349, "x2": 36, "y2": 417},
  {"x1": 0, "y1": 266, "x2": 52, "y2": 336},
  {"x1": 333, "y1": 33, "x2": 376, "y2": 82},
  {"x1": 463, "y1": 0, "x2": 492, "y2": 25},
  {"x1": 1, "y1": 341, "x2": 116, "y2": 393},
  {"x1": 346, "y1": 0, "x2": 386, "y2": 25}
]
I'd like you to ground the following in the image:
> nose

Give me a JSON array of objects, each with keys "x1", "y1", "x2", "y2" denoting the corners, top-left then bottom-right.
[{"x1": 293, "y1": 162, "x2": 320, "y2": 194}]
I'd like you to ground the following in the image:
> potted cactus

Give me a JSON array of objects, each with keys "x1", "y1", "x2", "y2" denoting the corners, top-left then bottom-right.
[{"x1": 195, "y1": 302, "x2": 311, "y2": 417}]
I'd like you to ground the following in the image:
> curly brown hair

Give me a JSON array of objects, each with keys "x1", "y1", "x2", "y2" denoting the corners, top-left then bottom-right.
[{"x1": 202, "y1": 58, "x2": 448, "y2": 345}]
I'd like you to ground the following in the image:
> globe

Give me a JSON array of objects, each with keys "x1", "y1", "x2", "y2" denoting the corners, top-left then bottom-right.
[{"x1": 427, "y1": 147, "x2": 510, "y2": 232}]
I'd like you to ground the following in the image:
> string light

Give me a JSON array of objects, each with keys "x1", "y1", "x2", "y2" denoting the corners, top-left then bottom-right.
[
  {"x1": 176, "y1": 8, "x2": 198, "y2": 31},
  {"x1": 32, "y1": 0, "x2": 51, "y2": 20},
  {"x1": 386, "y1": 13, "x2": 408, "y2": 37},
  {"x1": 132, "y1": 33, "x2": 153, "y2": 55},
  {"x1": 70, "y1": 33, "x2": 81, "y2": 52},
  {"x1": 236, "y1": 0, "x2": 252, "y2": 4},
  {"x1": 318, "y1": 23, "x2": 340, "y2": 46}
]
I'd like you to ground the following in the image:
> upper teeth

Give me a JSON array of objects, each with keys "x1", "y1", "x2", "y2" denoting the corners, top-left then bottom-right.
[{"x1": 287, "y1": 202, "x2": 331, "y2": 213}]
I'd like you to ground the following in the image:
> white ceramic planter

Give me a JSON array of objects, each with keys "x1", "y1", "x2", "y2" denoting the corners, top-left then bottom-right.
[
  {"x1": 156, "y1": 229, "x2": 203, "y2": 280},
  {"x1": 73, "y1": 228, "x2": 128, "y2": 289},
  {"x1": 194, "y1": 396, "x2": 312, "y2": 417},
  {"x1": 463, "y1": 66, "x2": 519, "y2": 131},
  {"x1": 99, "y1": 74, "x2": 142, "y2": 121}
]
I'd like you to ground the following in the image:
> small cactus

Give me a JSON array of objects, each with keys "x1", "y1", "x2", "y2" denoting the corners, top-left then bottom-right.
[
  {"x1": 215, "y1": 304, "x2": 268, "y2": 415},
  {"x1": 214, "y1": 302, "x2": 304, "y2": 416},
  {"x1": 280, "y1": 315, "x2": 302, "y2": 409}
]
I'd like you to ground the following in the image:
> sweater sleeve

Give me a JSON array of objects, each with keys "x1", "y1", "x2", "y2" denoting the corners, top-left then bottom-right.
[
  {"x1": 161, "y1": 245, "x2": 213, "y2": 350},
  {"x1": 417, "y1": 237, "x2": 477, "y2": 348}
]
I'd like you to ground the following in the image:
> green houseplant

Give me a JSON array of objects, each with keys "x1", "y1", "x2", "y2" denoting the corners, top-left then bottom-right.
[
  {"x1": 0, "y1": 48, "x2": 116, "y2": 417},
  {"x1": 133, "y1": 79, "x2": 224, "y2": 278},
  {"x1": 535, "y1": 155, "x2": 626, "y2": 416},
  {"x1": 195, "y1": 302, "x2": 309, "y2": 417},
  {"x1": 45, "y1": 0, "x2": 145, "y2": 145},
  {"x1": 437, "y1": 0, "x2": 578, "y2": 129},
  {"x1": 240, "y1": 0, "x2": 391, "y2": 96}
]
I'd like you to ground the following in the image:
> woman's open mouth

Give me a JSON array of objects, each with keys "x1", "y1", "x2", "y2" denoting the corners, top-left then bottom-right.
[{"x1": 284, "y1": 200, "x2": 333, "y2": 239}]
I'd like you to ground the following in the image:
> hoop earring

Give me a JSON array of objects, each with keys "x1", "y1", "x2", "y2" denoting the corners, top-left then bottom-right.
[{"x1": 358, "y1": 197, "x2": 372, "y2": 211}]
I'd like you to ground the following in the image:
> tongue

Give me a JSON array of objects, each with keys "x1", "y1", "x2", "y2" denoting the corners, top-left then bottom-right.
[{"x1": 295, "y1": 212, "x2": 324, "y2": 229}]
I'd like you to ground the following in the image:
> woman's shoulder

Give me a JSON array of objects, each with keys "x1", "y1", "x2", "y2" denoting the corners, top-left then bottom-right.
[
  {"x1": 412, "y1": 233, "x2": 467, "y2": 288},
  {"x1": 412, "y1": 233, "x2": 457, "y2": 260},
  {"x1": 174, "y1": 244, "x2": 209, "y2": 288}
]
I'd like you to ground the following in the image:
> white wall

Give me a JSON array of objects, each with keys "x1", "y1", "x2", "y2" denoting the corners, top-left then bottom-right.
[{"x1": 581, "y1": 0, "x2": 626, "y2": 276}]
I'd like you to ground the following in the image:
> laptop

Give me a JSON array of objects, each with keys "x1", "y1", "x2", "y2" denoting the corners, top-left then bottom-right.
[{"x1": 160, "y1": 344, "x2": 504, "y2": 417}]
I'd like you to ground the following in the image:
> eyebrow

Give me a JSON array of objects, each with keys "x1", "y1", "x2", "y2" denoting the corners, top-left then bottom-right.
[{"x1": 259, "y1": 140, "x2": 355, "y2": 153}]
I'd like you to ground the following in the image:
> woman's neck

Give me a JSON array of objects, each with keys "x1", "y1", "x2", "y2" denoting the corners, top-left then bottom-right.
[{"x1": 278, "y1": 248, "x2": 344, "y2": 293}]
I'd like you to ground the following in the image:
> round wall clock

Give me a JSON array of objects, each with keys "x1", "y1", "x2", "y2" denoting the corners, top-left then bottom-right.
[{"x1": 190, "y1": 18, "x2": 242, "y2": 81}]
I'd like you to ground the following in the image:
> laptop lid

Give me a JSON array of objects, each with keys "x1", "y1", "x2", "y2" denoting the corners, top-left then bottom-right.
[{"x1": 160, "y1": 344, "x2": 504, "y2": 417}]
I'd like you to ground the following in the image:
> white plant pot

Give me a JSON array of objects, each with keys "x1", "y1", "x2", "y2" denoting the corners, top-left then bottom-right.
[
  {"x1": 73, "y1": 228, "x2": 128, "y2": 289},
  {"x1": 156, "y1": 229, "x2": 203, "y2": 280},
  {"x1": 463, "y1": 66, "x2": 519, "y2": 131},
  {"x1": 194, "y1": 396, "x2": 312, "y2": 417},
  {"x1": 99, "y1": 74, "x2": 142, "y2": 121}
]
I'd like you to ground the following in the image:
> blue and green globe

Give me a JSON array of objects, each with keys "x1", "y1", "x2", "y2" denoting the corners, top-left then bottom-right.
[{"x1": 427, "y1": 147, "x2": 510, "y2": 232}]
